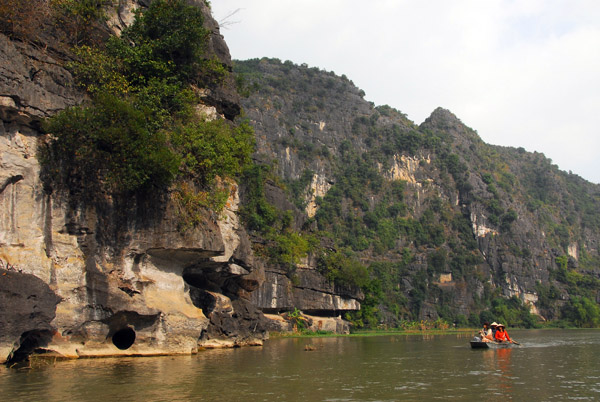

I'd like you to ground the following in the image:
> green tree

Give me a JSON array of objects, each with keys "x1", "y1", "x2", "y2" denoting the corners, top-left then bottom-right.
[
  {"x1": 172, "y1": 119, "x2": 254, "y2": 186},
  {"x1": 116, "y1": 0, "x2": 210, "y2": 84},
  {"x1": 42, "y1": 0, "x2": 252, "y2": 210},
  {"x1": 43, "y1": 94, "x2": 179, "y2": 193},
  {"x1": 317, "y1": 251, "x2": 369, "y2": 288},
  {"x1": 562, "y1": 297, "x2": 600, "y2": 327}
]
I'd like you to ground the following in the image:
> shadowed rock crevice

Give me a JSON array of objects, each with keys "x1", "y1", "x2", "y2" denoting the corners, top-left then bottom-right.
[
  {"x1": 0, "y1": 175, "x2": 23, "y2": 194},
  {"x1": 5, "y1": 329, "x2": 54, "y2": 366},
  {"x1": 0, "y1": 268, "x2": 60, "y2": 364},
  {"x1": 198, "y1": 297, "x2": 270, "y2": 347},
  {"x1": 182, "y1": 259, "x2": 269, "y2": 346},
  {"x1": 103, "y1": 311, "x2": 161, "y2": 333},
  {"x1": 189, "y1": 287, "x2": 221, "y2": 314}
]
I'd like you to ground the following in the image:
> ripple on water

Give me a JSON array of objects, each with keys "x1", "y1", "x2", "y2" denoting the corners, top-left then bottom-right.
[
  {"x1": 467, "y1": 370, "x2": 494, "y2": 375},
  {"x1": 394, "y1": 381, "x2": 431, "y2": 390}
]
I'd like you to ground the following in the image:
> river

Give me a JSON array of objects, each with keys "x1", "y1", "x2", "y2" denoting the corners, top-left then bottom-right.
[{"x1": 1, "y1": 329, "x2": 599, "y2": 401}]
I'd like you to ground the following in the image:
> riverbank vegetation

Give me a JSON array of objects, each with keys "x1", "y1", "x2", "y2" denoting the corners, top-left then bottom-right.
[{"x1": 270, "y1": 317, "x2": 476, "y2": 339}]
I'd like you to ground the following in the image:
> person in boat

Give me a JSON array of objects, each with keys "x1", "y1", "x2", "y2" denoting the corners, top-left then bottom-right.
[
  {"x1": 490, "y1": 322, "x2": 499, "y2": 340},
  {"x1": 494, "y1": 324, "x2": 514, "y2": 343},
  {"x1": 479, "y1": 322, "x2": 493, "y2": 342}
]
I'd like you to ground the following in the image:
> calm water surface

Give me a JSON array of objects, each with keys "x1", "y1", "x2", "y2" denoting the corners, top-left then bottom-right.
[{"x1": 1, "y1": 329, "x2": 599, "y2": 401}]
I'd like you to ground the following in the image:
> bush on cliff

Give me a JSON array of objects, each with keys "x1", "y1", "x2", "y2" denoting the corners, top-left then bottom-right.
[
  {"x1": 562, "y1": 296, "x2": 600, "y2": 328},
  {"x1": 172, "y1": 119, "x2": 255, "y2": 187},
  {"x1": 42, "y1": 93, "x2": 180, "y2": 193},
  {"x1": 317, "y1": 250, "x2": 369, "y2": 288},
  {"x1": 41, "y1": 0, "x2": 253, "y2": 212}
]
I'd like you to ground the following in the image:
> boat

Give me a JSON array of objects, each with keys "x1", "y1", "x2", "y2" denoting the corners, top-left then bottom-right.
[{"x1": 470, "y1": 339, "x2": 515, "y2": 349}]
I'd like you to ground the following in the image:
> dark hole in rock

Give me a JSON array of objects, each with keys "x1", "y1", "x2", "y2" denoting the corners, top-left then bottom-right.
[
  {"x1": 6, "y1": 329, "x2": 53, "y2": 366},
  {"x1": 189, "y1": 287, "x2": 217, "y2": 314},
  {"x1": 112, "y1": 327, "x2": 136, "y2": 350}
]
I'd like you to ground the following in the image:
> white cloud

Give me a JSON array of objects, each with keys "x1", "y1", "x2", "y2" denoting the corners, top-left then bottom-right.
[{"x1": 212, "y1": 0, "x2": 600, "y2": 183}]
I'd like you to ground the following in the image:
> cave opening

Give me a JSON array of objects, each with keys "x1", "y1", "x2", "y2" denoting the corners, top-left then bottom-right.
[
  {"x1": 189, "y1": 287, "x2": 217, "y2": 314},
  {"x1": 112, "y1": 327, "x2": 136, "y2": 350},
  {"x1": 5, "y1": 329, "x2": 53, "y2": 366}
]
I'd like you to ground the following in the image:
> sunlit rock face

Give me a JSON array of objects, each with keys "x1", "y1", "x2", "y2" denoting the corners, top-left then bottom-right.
[
  {"x1": 0, "y1": 1, "x2": 266, "y2": 364},
  {"x1": 251, "y1": 268, "x2": 363, "y2": 315},
  {"x1": 306, "y1": 173, "x2": 332, "y2": 218},
  {"x1": 385, "y1": 154, "x2": 431, "y2": 185}
]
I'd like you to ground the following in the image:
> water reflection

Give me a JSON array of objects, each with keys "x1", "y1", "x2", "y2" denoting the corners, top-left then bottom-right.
[
  {"x1": 1, "y1": 330, "x2": 600, "y2": 401},
  {"x1": 496, "y1": 348, "x2": 513, "y2": 395}
]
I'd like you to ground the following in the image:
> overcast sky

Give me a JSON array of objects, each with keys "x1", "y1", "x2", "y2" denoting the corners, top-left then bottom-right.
[{"x1": 211, "y1": 1, "x2": 600, "y2": 184}]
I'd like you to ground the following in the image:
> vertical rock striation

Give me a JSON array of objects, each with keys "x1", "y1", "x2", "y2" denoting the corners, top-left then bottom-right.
[{"x1": 0, "y1": 1, "x2": 266, "y2": 364}]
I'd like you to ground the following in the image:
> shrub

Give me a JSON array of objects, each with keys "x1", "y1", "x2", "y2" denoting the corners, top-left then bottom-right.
[
  {"x1": 427, "y1": 248, "x2": 447, "y2": 275},
  {"x1": 43, "y1": 94, "x2": 179, "y2": 193},
  {"x1": 68, "y1": 45, "x2": 132, "y2": 96},
  {"x1": 239, "y1": 164, "x2": 278, "y2": 232},
  {"x1": 317, "y1": 251, "x2": 369, "y2": 288},
  {"x1": 51, "y1": 0, "x2": 110, "y2": 45},
  {"x1": 172, "y1": 119, "x2": 255, "y2": 186},
  {"x1": 0, "y1": 0, "x2": 50, "y2": 40},
  {"x1": 500, "y1": 209, "x2": 518, "y2": 232},
  {"x1": 483, "y1": 296, "x2": 537, "y2": 328},
  {"x1": 172, "y1": 181, "x2": 231, "y2": 231},
  {"x1": 270, "y1": 232, "x2": 315, "y2": 273},
  {"x1": 0, "y1": 0, "x2": 109, "y2": 45},
  {"x1": 286, "y1": 308, "x2": 308, "y2": 331},
  {"x1": 562, "y1": 296, "x2": 600, "y2": 328},
  {"x1": 118, "y1": 0, "x2": 209, "y2": 84},
  {"x1": 286, "y1": 169, "x2": 314, "y2": 209},
  {"x1": 41, "y1": 0, "x2": 252, "y2": 215}
]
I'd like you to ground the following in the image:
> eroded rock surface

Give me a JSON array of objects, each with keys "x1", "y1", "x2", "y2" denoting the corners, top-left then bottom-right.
[
  {"x1": 252, "y1": 268, "x2": 363, "y2": 315},
  {"x1": 0, "y1": 1, "x2": 265, "y2": 364},
  {"x1": 0, "y1": 109, "x2": 268, "y2": 363}
]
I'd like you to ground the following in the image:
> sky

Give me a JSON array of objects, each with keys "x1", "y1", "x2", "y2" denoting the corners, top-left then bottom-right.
[{"x1": 211, "y1": 1, "x2": 600, "y2": 184}]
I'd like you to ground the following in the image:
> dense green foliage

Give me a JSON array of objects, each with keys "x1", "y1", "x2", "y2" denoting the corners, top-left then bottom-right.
[
  {"x1": 562, "y1": 296, "x2": 600, "y2": 328},
  {"x1": 317, "y1": 250, "x2": 370, "y2": 288},
  {"x1": 118, "y1": 0, "x2": 209, "y2": 84},
  {"x1": 172, "y1": 119, "x2": 255, "y2": 186},
  {"x1": 41, "y1": 0, "x2": 253, "y2": 216},
  {"x1": 43, "y1": 93, "x2": 179, "y2": 192},
  {"x1": 478, "y1": 297, "x2": 537, "y2": 328},
  {"x1": 239, "y1": 165, "x2": 278, "y2": 232}
]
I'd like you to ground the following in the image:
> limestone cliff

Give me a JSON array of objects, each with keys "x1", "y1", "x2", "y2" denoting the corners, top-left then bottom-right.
[
  {"x1": 236, "y1": 58, "x2": 600, "y2": 326},
  {"x1": 0, "y1": 0, "x2": 266, "y2": 365}
]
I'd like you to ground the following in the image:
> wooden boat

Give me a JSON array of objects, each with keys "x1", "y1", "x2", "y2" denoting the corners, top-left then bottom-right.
[{"x1": 470, "y1": 340, "x2": 515, "y2": 349}]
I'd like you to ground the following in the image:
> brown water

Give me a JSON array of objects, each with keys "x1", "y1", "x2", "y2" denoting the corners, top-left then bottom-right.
[{"x1": 1, "y1": 329, "x2": 599, "y2": 401}]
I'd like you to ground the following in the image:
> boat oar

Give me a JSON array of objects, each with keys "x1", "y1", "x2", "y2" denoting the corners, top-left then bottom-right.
[{"x1": 511, "y1": 340, "x2": 520, "y2": 345}]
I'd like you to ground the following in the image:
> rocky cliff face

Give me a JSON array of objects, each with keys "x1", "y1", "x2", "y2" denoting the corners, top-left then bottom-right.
[
  {"x1": 236, "y1": 58, "x2": 600, "y2": 325},
  {"x1": 0, "y1": 1, "x2": 267, "y2": 364}
]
